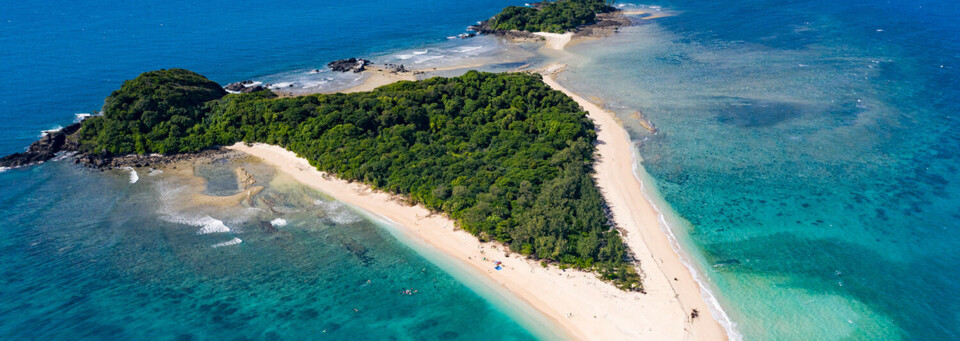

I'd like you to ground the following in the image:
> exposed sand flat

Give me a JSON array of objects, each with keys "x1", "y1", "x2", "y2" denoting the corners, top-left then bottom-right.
[
  {"x1": 620, "y1": 10, "x2": 675, "y2": 20},
  {"x1": 534, "y1": 32, "x2": 574, "y2": 50},
  {"x1": 340, "y1": 67, "x2": 417, "y2": 93}
]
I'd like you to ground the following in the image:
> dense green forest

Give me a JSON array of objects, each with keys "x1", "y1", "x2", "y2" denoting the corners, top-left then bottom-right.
[
  {"x1": 79, "y1": 69, "x2": 642, "y2": 291},
  {"x1": 487, "y1": 0, "x2": 616, "y2": 33}
]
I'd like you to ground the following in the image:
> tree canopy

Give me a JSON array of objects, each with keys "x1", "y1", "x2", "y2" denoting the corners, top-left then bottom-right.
[
  {"x1": 487, "y1": 0, "x2": 616, "y2": 33},
  {"x1": 79, "y1": 69, "x2": 228, "y2": 154},
  {"x1": 79, "y1": 69, "x2": 642, "y2": 291}
]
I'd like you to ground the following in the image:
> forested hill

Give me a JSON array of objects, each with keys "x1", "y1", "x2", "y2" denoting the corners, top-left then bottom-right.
[
  {"x1": 78, "y1": 69, "x2": 642, "y2": 291},
  {"x1": 483, "y1": 0, "x2": 617, "y2": 34}
]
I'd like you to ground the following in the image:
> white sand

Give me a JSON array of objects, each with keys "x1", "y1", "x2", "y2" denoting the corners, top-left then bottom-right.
[
  {"x1": 340, "y1": 67, "x2": 416, "y2": 93},
  {"x1": 227, "y1": 80, "x2": 729, "y2": 341},
  {"x1": 541, "y1": 71, "x2": 729, "y2": 340},
  {"x1": 534, "y1": 32, "x2": 574, "y2": 50}
]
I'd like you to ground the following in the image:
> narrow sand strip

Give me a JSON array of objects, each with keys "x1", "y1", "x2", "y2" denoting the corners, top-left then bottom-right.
[
  {"x1": 534, "y1": 32, "x2": 574, "y2": 50},
  {"x1": 541, "y1": 71, "x2": 729, "y2": 340},
  {"x1": 341, "y1": 67, "x2": 416, "y2": 93}
]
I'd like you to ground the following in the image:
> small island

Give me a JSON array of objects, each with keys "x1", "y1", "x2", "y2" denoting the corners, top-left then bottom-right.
[
  {"x1": 472, "y1": 0, "x2": 628, "y2": 39},
  {"x1": 0, "y1": 5, "x2": 731, "y2": 339},
  {"x1": 486, "y1": 0, "x2": 616, "y2": 33},
  {"x1": 69, "y1": 69, "x2": 643, "y2": 290}
]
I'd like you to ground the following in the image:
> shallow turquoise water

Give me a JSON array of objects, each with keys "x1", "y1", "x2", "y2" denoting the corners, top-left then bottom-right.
[
  {"x1": 4, "y1": 0, "x2": 960, "y2": 339},
  {"x1": 560, "y1": 1, "x2": 960, "y2": 339},
  {"x1": 0, "y1": 158, "x2": 548, "y2": 339}
]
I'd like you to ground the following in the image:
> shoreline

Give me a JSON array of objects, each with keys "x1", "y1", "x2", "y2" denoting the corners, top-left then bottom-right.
[
  {"x1": 226, "y1": 66, "x2": 729, "y2": 339},
  {"x1": 340, "y1": 67, "x2": 417, "y2": 93},
  {"x1": 540, "y1": 71, "x2": 729, "y2": 340}
]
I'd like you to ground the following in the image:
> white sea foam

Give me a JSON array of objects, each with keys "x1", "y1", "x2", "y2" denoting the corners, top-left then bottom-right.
[
  {"x1": 212, "y1": 237, "x2": 242, "y2": 248},
  {"x1": 0, "y1": 167, "x2": 8, "y2": 173},
  {"x1": 455, "y1": 45, "x2": 483, "y2": 53},
  {"x1": 413, "y1": 54, "x2": 444, "y2": 64},
  {"x1": 315, "y1": 200, "x2": 362, "y2": 224},
  {"x1": 629, "y1": 147, "x2": 743, "y2": 340},
  {"x1": 40, "y1": 126, "x2": 63, "y2": 137},
  {"x1": 121, "y1": 166, "x2": 139, "y2": 183},
  {"x1": 148, "y1": 169, "x2": 163, "y2": 176},
  {"x1": 270, "y1": 218, "x2": 288, "y2": 227},
  {"x1": 160, "y1": 213, "x2": 232, "y2": 234},
  {"x1": 195, "y1": 216, "x2": 231, "y2": 234},
  {"x1": 413, "y1": 49, "x2": 428, "y2": 55},
  {"x1": 74, "y1": 112, "x2": 95, "y2": 122},
  {"x1": 270, "y1": 82, "x2": 294, "y2": 89},
  {"x1": 52, "y1": 151, "x2": 78, "y2": 161}
]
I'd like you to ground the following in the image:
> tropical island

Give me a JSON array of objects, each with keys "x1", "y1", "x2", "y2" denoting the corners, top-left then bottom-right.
[
  {"x1": 471, "y1": 0, "x2": 627, "y2": 38},
  {"x1": 0, "y1": 2, "x2": 730, "y2": 339},
  {"x1": 485, "y1": 0, "x2": 616, "y2": 33},
  {"x1": 37, "y1": 68, "x2": 638, "y2": 290}
]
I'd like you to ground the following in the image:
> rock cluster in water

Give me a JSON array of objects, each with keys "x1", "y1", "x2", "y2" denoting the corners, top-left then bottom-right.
[
  {"x1": 224, "y1": 80, "x2": 267, "y2": 93},
  {"x1": 327, "y1": 58, "x2": 371, "y2": 73},
  {"x1": 0, "y1": 122, "x2": 82, "y2": 168}
]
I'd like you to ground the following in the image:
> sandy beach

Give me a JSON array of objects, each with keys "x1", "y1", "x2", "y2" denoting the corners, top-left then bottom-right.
[
  {"x1": 534, "y1": 32, "x2": 574, "y2": 50},
  {"x1": 226, "y1": 66, "x2": 729, "y2": 339},
  {"x1": 339, "y1": 67, "x2": 417, "y2": 93}
]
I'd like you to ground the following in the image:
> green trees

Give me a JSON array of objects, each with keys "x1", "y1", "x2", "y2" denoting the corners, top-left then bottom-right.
[
  {"x1": 78, "y1": 69, "x2": 230, "y2": 154},
  {"x1": 487, "y1": 0, "x2": 616, "y2": 33},
  {"x1": 80, "y1": 69, "x2": 642, "y2": 291}
]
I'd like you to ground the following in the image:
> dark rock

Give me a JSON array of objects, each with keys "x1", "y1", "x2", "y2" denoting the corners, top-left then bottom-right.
[
  {"x1": 224, "y1": 80, "x2": 265, "y2": 93},
  {"x1": 224, "y1": 82, "x2": 246, "y2": 92},
  {"x1": 383, "y1": 63, "x2": 408, "y2": 73},
  {"x1": 75, "y1": 148, "x2": 237, "y2": 171},
  {"x1": 258, "y1": 221, "x2": 278, "y2": 234},
  {"x1": 239, "y1": 85, "x2": 265, "y2": 93},
  {"x1": 0, "y1": 122, "x2": 82, "y2": 168},
  {"x1": 327, "y1": 58, "x2": 371, "y2": 73}
]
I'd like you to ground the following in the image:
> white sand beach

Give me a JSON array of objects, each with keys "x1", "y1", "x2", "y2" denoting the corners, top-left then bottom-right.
[{"x1": 226, "y1": 69, "x2": 728, "y2": 339}]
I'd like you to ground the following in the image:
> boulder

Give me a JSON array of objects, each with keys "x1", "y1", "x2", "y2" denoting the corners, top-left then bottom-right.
[
  {"x1": 327, "y1": 58, "x2": 371, "y2": 73},
  {"x1": 0, "y1": 122, "x2": 82, "y2": 168},
  {"x1": 240, "y1": 85, "x2": 265, "y2": 93}
]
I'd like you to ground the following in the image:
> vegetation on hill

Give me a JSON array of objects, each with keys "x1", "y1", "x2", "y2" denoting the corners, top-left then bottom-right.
[
  {"x1": 79, "y1": 69, "x2": 642, "y2": 291},
  {"x1": 486, "y1": 0, "x2": 617, "y2": 34},
  {"x1": 79, "y1": 69, "x2": 227, "y2": 154}
]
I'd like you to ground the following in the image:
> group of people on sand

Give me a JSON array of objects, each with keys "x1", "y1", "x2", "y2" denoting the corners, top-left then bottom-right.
[{"x1": 482, "y1": 257, "x2": 505, "y2": 270}]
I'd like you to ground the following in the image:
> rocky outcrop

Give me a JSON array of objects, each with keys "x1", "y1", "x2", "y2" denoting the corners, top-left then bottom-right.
[
  {"x1": 73, "y1": 148, "x2": 235, "y2": 170},
  {"x1": 240, "y1": 85, "x2": 265, "y2": 93},
  {"x1": 0, "y1": 122, "x2": 82, "y2": 168},
  {"x1": 224, "y1": 80, "x2": 271, "y2": 94},
  {"x1": 327, "y1": 58, "x2": 371, "y2": 73},
  {"x1": 224, "y1": 80, "x2": 255, "y2": 92},
  {"x1": 382, "y1": 63, "x2": 409, "y2": 73}
]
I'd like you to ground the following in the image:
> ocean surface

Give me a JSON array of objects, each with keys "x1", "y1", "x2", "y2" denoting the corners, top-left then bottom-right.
[
  {"x1": 559, "y1": 0, "x2": 960, "y2": 339},
  {"x1": 2, "y1": 0, "x2": 959, "y2": 340},
  {"x1": 0, "y1": 1, "x2": 558, "y2": 340}
]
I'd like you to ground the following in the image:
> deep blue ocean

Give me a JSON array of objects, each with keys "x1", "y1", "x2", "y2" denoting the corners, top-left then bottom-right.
[{"x1": 2, "y1": 0, "x2": 959, "y2": 340}]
